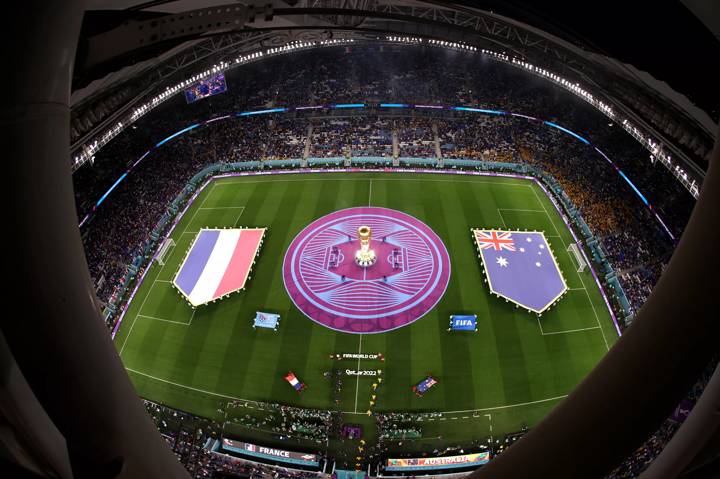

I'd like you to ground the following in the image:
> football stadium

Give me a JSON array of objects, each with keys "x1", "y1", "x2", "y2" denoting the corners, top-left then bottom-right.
[{"x1": 4, "y1": 2, "x2": 719, "y2": 479}]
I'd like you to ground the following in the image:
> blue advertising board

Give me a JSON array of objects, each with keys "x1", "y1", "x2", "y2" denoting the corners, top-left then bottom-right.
[{"x1": 450, "y1": 315, "x2": 477, "y2": 331}]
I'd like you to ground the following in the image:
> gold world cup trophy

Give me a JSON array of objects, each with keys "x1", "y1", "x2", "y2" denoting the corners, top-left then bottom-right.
[{"x1": 354, "y1": 225, "x2": 377, "y2": 267}]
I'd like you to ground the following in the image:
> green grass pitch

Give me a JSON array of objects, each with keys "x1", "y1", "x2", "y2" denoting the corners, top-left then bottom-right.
[{"x1": 114, "y1": 171, "x2": 618, "y2": 454}]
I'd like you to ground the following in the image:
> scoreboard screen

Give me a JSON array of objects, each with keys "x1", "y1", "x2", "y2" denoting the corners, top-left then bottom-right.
[{"x1": 184, "y1": 73, "x2": 227, "y2": 103}]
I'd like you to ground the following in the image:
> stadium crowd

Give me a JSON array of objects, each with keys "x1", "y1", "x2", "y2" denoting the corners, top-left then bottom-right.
[
  {"x1": 226, "y1": 401, "x2": 333, "y2": 445},
  {"x1": 75, "y1": 45, "x2": 694, "y2": 328}
]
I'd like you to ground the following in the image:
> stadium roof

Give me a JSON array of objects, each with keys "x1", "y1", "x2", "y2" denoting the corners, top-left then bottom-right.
[{"x1": 71, "y1": 1, "x2": 718, "y2": 182}]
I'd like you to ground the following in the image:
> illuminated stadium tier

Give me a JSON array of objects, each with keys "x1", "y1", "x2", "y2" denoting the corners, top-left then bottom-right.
[{"x1": 282, "y1": 207, "x2": 450, "y2": 334}]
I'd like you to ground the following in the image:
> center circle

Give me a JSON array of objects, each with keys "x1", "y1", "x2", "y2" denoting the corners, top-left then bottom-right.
[{"x1": 282, "y1": 207, "x2": 451, "y2": 333}]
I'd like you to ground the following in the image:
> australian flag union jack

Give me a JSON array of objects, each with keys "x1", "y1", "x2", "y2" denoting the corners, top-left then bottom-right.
[
  {"x1": 475, "y1": 230, "x2": 516, "y2": 252},
  {"x1": 473, "y1": 229, "x2": 567, "y2": 314}
]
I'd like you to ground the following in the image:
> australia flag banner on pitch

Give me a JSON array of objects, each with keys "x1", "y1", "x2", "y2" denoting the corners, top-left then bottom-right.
[{"x1": 473, "y1": 230, "x2": 567, "y2": 314}]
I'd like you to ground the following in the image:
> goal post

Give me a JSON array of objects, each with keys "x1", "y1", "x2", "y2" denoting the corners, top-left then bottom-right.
[
  {"x1": 567, "y1": 242, "x2": 587, "y2": 273},
  {"x1": 155, "y1": 238, "x2": 176, "y2": 266}
]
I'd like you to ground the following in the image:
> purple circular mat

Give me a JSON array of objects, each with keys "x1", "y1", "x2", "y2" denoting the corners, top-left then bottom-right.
[{"x1": 282, "y1": 207, "x2": 450, "y2": 334}]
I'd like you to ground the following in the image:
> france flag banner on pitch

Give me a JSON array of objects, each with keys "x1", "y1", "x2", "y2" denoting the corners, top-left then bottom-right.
[
  {"x1": 473, "y1": 230, "x2": 567, "y2": 314},
  {"x1": 174, "y1": 228, "x2": 266, "y2": 307},
  {"x1": 450, "y1": 315, "x2": 477, "y2": 331},
  {"x1": 285, "y1": 372, "x2": 305, "y2": 392}
]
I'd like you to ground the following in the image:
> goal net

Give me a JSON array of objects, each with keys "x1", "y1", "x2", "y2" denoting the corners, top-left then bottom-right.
[
  {"x1": 155, "y1": 238, "x2": 176, "y2": 266},
  {"x1": 567, "y1": 242, "x2": 587, "y2": 273}
]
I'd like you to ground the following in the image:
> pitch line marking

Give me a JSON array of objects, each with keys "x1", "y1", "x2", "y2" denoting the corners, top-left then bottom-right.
[
  {"x1": 232, "y1": 206, "x2": 246, "y2": 228},
  {"x1": 353, "y1": 334, "x2": 363, "y2": 413},
  {"x1": 497, "y1": 208, "x2": 546, "y2": 213},
  {"x1": 120, "y1": 281, "x2": 161, "y2": 356},
  {"x1": 528, "y1": 184, "x2": 610, "y2": 351},
  {"x1": 368, "y1": 179, "x2": 373, "y2": 206},
  {"x1": 496, "y1": 209, "x2": 507, "y2": 228},
  {"x1": 125, "y1": 367, "x2": 569, "y2": 416},
  {"x1": 181, "y1": 182, "x2": 217, "y2": 236},
  {"x1": 212, "y1": 177, "x2": 530, "y2": 188},
  {"x1": 137, "y1": 314, "x2": 191, "y2": 326},
  {"x1": 127, "y1": 368, "x2": 247, "y2": 401},
  {"x1": 424, "y1": 394, "x2": 568, "y2": 415},
  {"x1": 541, "y1": 325, "x2": 600, "y2": 336},
  {"x1": 198, "y1": 206, "x2": 246, "y2": 210}
]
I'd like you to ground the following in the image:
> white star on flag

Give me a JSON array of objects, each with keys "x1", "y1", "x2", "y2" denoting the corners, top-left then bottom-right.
[
  {"x1": 519, "y1": 247, "x2": 525, "y2": 252},
  {"x1": 526, "y1": 238, "x2": 532, "y2": 242},
  {"x1": 535, "y1": 261, "x2": 542, "y2": 267},
  {"x1": 496, "y1": 256, "x2": 509, "y2": 267},
  {"x1": 539, "y1": 244, "x2": 545, "y2": 249}
]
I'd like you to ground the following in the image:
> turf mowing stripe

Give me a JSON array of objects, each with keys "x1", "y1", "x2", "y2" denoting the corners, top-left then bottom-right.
[
  {"x1": 382, "y1": 327, "x2": 413, "y2": 411},
  {"x1": 225, "y1": 180, "x2": 294, "y2": 400},
  {"x1": 517, "y1": 305, "x2": 576, "y2": 400},
  {"x1": 206, "y1": 181, "x2": 270, "y2": 400},
  {"x1": 488, "y1": 304, "x2": 535, "y2": 405},
  {"x1": 421, "y1": 180, "x2": 470, "y2": 411},
  {"x1": 460, "y1": 182, "x2": 509, "y2": 407},
  {"x1": 374, "y1": 174, "x2": 415, "y2": 411},
  {"x1": 265, "y1": 181, "x2": 322, "y2": 405}
]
